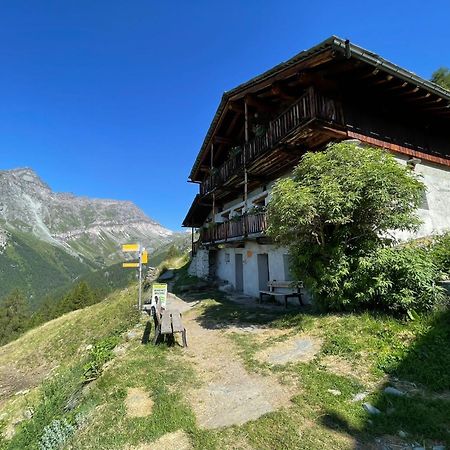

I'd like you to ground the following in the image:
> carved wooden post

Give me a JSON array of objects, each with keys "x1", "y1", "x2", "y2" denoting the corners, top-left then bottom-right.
[{"x1": 243, "y1": 99, "x2": 249, "y2": 236}]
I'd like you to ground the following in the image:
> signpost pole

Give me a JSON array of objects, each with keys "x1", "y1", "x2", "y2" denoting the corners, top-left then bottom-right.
[
  {"x1": 138, "y1": 247, "x2": 142, "y2": 311},
  {"x1": 121, "y1": 243, "x2": 147, "y2": 312}
]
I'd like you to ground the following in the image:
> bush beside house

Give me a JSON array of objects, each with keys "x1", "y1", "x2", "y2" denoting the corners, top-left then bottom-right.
[{"x1": 267, "y1": 141, "x2": 447, "y2": 315}]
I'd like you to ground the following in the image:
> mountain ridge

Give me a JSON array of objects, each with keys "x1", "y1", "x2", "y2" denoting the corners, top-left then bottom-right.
[
  {"x1": 0, "y1": 167, "x2": 173, "y2": 265},
  {"x1": 0, "y1": 167, "x2": 181, "y2": 304}
]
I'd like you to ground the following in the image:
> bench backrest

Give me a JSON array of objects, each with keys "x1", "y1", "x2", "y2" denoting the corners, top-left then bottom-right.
[
  {"x1": 171, "y1": 312, "x2": 184, "y2": 333},
  {"x1": 268, "y1": 280, "x2": 303, "y2": 290},
  {"x1": 160, "y1": 311, "x2": 172, "y2": 334}
]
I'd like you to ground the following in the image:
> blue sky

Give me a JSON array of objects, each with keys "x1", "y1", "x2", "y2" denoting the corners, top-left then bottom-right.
[{"x1": 0, "y1": 1, "x2": 448, "y2": 230}]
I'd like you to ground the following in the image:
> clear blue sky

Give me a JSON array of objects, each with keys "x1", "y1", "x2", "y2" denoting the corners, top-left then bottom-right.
[{"x1": 0, "y1": 1, "x2": 448, "y2": 230}]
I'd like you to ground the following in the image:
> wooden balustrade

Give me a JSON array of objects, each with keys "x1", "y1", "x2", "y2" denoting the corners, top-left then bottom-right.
[
  {"x1": 200, "y1": 212, "x2": 267, "y2": 244},
  {"x1": 200, "y1": 87, "x2": 343, "y2": 196}
]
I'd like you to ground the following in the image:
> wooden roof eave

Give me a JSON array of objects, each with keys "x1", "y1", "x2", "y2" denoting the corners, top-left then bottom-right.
[
  {"x1": 189, "y1": 44, "x2": 338, "y2": 181},
  {"x1": 182, "y1": 194, "x2": 212, "y2": 228},
  {"x1": 187, "y1": 36, "x2": 450, "y2": 182}
]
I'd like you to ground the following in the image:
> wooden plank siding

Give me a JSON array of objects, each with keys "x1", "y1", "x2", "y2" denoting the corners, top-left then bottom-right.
[{"x1": 200, "y1": 87, "x2": 344, "y2": 196}]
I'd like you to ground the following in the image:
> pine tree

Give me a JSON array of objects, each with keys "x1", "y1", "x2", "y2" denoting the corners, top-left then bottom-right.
[{"x1": 0, "y1": 290, "x2": 31, "y2": 345}]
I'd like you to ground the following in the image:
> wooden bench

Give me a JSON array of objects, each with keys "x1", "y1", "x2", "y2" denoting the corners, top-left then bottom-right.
[
  {"x1": 153, "y1": 302, "x2": 187, "y2": 347},
  {"x1": 259, "y1": 280, "x2": 304, "y2": 308}
]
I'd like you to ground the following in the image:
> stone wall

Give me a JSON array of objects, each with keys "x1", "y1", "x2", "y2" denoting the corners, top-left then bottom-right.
[{"x1": 188, "y1": 248, "x2": 210, "y2": 279}]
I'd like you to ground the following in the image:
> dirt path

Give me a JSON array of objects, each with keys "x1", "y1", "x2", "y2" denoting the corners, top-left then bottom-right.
[{"x1": 167, "y1": 294, "x2": 292, "y2": 429}]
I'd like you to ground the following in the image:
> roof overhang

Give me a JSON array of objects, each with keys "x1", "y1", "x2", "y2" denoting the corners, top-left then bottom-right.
[
  {"x1": 182, "y1": 194, "x2": 212, "y2": 228},
  {"x1": 188, "y1": 36, "x2": 450, "y2": 181}
]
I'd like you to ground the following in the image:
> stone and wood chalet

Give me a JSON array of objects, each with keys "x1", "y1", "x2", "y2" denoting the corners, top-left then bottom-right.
[{"x1": 182, "y1": 36, "x2": 450, "y2": 299}]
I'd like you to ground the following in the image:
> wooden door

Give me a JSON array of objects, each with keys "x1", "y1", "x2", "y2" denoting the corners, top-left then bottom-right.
[{"x1": 235, "y1": 254, "x2": 244, "y2": 292}]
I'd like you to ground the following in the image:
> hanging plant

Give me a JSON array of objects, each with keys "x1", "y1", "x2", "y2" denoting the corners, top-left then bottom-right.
[
  {"x1": 252, "y1": 124, "x2": 266, "y2": 138},
  {"x1": 229, "y1": 146, "x2": 242, "y2": 158}
]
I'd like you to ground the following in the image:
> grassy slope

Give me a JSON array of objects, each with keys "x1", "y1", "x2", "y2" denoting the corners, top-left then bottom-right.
[
  {"x1": 0, "y1": 228, "x2": 95, "y2": 307},
  {"x1": 192, "y1": 297, "x2": 450, "y2": 448},
  {"x1": 1, "y1": 267, "x2": 448, "y2": 449},
  {"x1": 147, "y1": 232, "x2": 192, "y2": 267},
  {"x1": 0, "y1": 228, "x2": 188, "y2": 308}
]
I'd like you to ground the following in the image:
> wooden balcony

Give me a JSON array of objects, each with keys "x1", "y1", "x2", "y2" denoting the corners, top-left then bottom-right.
[
  {"x1": 200, "y1": 87, "x2": 343, "y2": 196},
  {"x1": 200, "y1": 212, "x2": 267, "y2": 244}
]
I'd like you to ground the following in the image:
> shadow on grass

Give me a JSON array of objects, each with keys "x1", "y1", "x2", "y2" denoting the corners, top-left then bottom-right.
[
  {"x1": 141, "y1": 320, "x2": 152, "y2": 344},
  {"x1": 320, "y1": 309, "x2": 450, "y2": 448},
  {"x1": 170, "y1": 262, "x2": 321, "y2": 330}
]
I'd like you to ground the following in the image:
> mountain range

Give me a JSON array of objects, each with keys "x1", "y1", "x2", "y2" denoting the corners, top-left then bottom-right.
[{"x1": 0, "y1": 168, "x2": 179, "y2": 304}]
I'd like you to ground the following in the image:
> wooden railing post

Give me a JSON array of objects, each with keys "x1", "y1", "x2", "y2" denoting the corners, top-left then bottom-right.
[{"x1": 200, "y1": 88, "x2": 343, "y2": 197}]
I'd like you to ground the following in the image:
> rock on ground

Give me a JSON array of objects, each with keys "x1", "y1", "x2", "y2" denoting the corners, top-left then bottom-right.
[{"x1": 256, "y1": 336, "x2": 322, "y2": 365}]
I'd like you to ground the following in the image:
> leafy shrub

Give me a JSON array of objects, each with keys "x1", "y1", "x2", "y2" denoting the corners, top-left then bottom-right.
[
  {"x1": 39, "y1": 418, "x2": 75, "y2": 450},
  {"x1": 267, "y1": 142, "x2": 429, "y2": 313},
  {"x1": 83, "y1": 336, "x2": 120, "y2": 382},
  {"x1": 354, "y1": 246, "x2": 446, "y2": 314},
  {"x1": 429, "y1": 232, "x2": 450, "y2": 278}
]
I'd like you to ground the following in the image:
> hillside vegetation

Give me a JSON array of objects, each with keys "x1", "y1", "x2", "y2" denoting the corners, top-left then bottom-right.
[
  {"x1": 0, "y1": 227, "x2": 95, "y2": 306},
  {"x1": 0, "y1": 265, "x2": 448, "y2": 449}
]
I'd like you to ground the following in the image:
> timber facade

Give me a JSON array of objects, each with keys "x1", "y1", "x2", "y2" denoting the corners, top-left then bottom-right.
[{"x1": 183, "y1": 36, "x2": 450, "y2": 298}]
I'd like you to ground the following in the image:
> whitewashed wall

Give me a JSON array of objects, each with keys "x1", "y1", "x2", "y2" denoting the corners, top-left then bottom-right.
[
  {"x1": 215, "y1": 242, "x2": 288, "y2": 297},
  {"x1": 190, "y1": 150, "x2": 450, "y2": 300},
  {"x1": 392, "y1": 154, "x2": 450, "y2": 240},
  {"x1": 188, "y1": 248, "x2": 210, "y2": 278}
]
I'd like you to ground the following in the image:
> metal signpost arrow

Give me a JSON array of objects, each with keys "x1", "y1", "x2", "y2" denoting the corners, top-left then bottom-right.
[{"x1": 122, "y1": 244, "x2": 148, "y2": 311}]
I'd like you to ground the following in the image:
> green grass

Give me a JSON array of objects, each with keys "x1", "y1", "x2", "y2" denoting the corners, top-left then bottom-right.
[
  {"x1": 1, "y1": 269, "x2": 448, "y2": 449},
  {"x1": 188, "y1": 290, "x2": 450, "y2": 447}
]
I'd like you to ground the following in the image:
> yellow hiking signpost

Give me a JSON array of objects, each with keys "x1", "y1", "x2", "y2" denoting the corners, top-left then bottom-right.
[{"x1": 121, "y1": 243, "x2": 148, "y2": 310}]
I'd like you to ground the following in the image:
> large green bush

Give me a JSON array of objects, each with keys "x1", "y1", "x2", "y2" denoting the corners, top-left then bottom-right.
[
  {"x1": 267, "y1": 141, "x2": 431, "y2": 313},
  {"x1": 429, "y1": 232, "x2": 450, "y2": 278},
  {"x1": 354, "y1": 246, "x2": 445, "y2": 313}
]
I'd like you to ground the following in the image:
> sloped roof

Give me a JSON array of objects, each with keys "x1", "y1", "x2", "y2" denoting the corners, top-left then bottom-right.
[{"x1": 188, "y1": 36, "x2": 450, "y2": 180}]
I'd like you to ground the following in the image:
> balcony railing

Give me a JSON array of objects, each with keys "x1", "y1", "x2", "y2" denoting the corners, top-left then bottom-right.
[
  {"x1": 200, "y1": 212, "x2": 267, "y2": 244},
  {"x1": 200, "y1": 87, "x2": 343, "y2": 196}
]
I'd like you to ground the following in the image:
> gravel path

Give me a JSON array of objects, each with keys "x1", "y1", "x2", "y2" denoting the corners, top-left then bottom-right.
[{"x1": 167, "y1": 294, "x2": 292, "y2": 429}]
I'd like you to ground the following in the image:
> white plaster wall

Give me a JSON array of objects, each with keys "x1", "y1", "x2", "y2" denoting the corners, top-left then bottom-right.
[
  {"x1": 215, "y1": 242, "x2": 289, "y2": 298},
  {"x1": 392, "y1": 154, "x2": 450, "y2": 240}
]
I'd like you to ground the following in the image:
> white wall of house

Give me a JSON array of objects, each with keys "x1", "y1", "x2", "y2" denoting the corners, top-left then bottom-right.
[
  {"x1": 190, "y1": 151, "x2": 450, "y2": 300},
  {"x1": 392, "y1": 154, "x2": 450, "y2": 240},
  {"x1": 188, "y1": 248, "x2": 210, "y2": 278},
  {"x1": 215, "y1": 242, "x2": 289, "y2": 297}
]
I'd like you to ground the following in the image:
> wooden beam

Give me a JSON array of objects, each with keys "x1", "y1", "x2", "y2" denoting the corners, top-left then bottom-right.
[
  {"x1": 384, "y1": 81, "x2": 409, "y2": 92},
  {"x1": 369, "y1": 74, "x2": 394, "y2": 86},
  {"x1": 396, "y1": 86, "x2": 420, "y2": 97},
  {"x1": 244, "y1": 94, "x2": 273, "y2": 112},
  {"x1": 213, "y1": 136, "x2": 234, "y2": 145},
  {"x1": 228, "y1": 102, "x2": 244, "y2": 114},
  {"x1": 359, "y1": 68, "x2": 380, "y2": 80},
  {"x1": 271, "y1": 82, "x2": 296, "y2": 100},
  {"x1": 247, "y1": 173, "x2": 269, "y2": 183},
  {"x1": 420, "y1": 104, "x2": 450, "y2": 112}
]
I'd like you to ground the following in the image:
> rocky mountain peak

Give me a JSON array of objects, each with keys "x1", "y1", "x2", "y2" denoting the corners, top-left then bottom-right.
[
  {"x1": 0, "y1": 167, "x2": 174, "y2": 265},
  {"x1": 1, "y1": 167, "x2": 51, "y2": 191}
]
